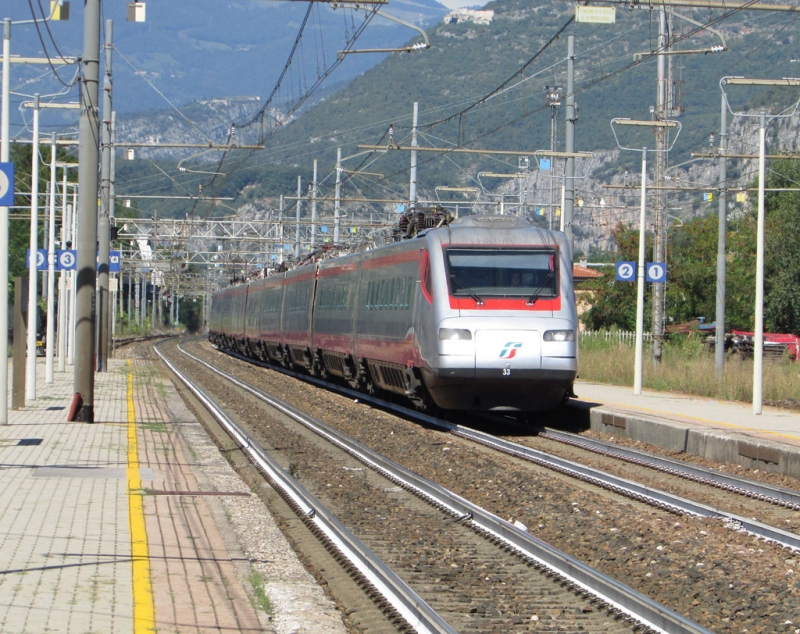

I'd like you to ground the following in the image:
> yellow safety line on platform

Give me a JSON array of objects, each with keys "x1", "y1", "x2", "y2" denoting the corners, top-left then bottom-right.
[{"x1": 127, "y1": 359, "x2": 156, "y2": 632}]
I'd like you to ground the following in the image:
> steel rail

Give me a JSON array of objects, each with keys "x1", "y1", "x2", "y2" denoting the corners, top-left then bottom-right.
[
  {"x1": 447, "y1": 422, "x2": 800, "y2": 553},
  {"x1": 539, "y1": 427, "x2": 800, "y2": 510},
  {"x1": 154, "y1": 343, "x2": 457, "y2": 634},
  {"x1": 183, "y1": 343, "x2": 714, "y2": 634},
  {"x1": 212, "y1": 345, "x2": 800, "y2": 553}
]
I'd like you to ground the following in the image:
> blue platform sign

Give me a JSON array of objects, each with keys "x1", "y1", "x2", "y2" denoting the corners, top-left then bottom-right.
[
  {"x1": 109, "y1": 251, "x2": 121, "y2": 272},
  {"x1": 0, "y1": 162, "x2": 14, "y2": 207},
  {"x1": 646, "y1": 262, "x2": 667, "y2": 283},
  {"x1": 27, "y1": 248, "x2": 47, "y2": 271},
  {"x1": 58, "y1": 250, "x2": 77, "y2": 270},
  {"x1": 615, "y1": 261, "x2": 636, "y2": 282}
]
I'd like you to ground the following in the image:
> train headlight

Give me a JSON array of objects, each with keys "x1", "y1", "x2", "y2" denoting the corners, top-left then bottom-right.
[
  {"x1": 543, "y1": 330, "x2": 575, "y2": 342},
  {"x1": 439, "y1": 328, "x2": 473, "y2": 341}
]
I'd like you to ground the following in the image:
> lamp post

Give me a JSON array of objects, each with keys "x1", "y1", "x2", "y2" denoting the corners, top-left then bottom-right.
[
  {"x1": 610, "y1": 118, "x2": 681, "y2": 395},
  {"x1": 719, "y1": 76, "x2": 800, "y2": 414}
]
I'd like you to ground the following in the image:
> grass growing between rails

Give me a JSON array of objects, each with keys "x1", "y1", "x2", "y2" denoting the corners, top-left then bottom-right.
[{"x1": 578, "y1": 333, "x2": 800, "y2": 407}]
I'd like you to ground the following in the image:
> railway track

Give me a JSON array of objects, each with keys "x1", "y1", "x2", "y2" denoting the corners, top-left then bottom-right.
[
  {"x1": 206, "y1": 337, "x2": 800, "y2": 550},
  {"x1": 157, "y1": 338, "x2": 716, "y2": 634}
]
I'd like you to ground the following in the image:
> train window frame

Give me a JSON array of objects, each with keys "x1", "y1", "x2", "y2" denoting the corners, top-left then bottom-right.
[
  {"x1": 443, "y1": 246, "x2": 560, "y2": 300},
  {"x1": 419, "y1": 250, "x2": 433, "y2": 304}
]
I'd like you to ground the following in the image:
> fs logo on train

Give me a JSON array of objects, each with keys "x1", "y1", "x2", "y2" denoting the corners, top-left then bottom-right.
[{"x1": 499, "y1": 342, "x2": 523, "y2": 359}]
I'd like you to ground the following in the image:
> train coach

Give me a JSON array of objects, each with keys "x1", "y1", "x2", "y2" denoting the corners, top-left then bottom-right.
[{"x1": 209, "y1": 214, "x2": 578, "y2": 412}]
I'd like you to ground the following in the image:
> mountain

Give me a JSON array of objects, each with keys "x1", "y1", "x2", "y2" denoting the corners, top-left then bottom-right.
[
  {"x1": 17, "y1": 0, "x2": 800, "y2": 257},
  {"x1": 5, "y1": 0, "x2": 448, "y2": 132}
]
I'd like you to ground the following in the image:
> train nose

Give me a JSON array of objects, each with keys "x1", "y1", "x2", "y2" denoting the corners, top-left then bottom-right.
[{"x1": 475, "y1": 329, "x2": 542, "y2": 371}]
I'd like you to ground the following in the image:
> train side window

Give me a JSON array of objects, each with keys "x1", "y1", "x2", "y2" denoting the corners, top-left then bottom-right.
[{"x1": 420, "y1": 251, "x2": 433, "y2": 303}]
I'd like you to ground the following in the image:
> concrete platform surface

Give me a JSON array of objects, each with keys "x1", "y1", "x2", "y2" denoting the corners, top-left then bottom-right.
[
  {"x1": 0, "y1": 357, "x2": 348, "y2": 634},
  {"x1": 571, "y1": 379, "x2": 800, "y2": 479}
]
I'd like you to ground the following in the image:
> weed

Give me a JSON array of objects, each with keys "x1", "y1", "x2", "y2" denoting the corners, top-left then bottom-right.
[
  {"x1": 579, "y1": 333, "x2": 800, "y2": 403},
  {"x1": 249, "y1": 569, "x2": 274, "y2": 616}
]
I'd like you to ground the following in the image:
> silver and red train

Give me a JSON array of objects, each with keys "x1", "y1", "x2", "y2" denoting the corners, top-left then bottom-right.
[{"x1": 209, "y1": 215, "x2": 578, "y2": 412}]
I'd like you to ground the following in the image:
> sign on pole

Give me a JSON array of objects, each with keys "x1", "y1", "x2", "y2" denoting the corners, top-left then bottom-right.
[
  {"x1": 109, "y1": 251, "x2": 121, "y2": 272},
  {"x1": 646, "y1": 262, "x2": 667, "y2": 283},
  {"x1": 58, "y1": 250, "x2": 77, "y2": 271},
  {"x1": 615, "y1": 261, "x2": 636, "y2": 282},
  {"x1": 27, "y1": 249, "x2": 47, "y2": 271},
  {"x1": 0, "y1": 163, "x2": 14, "y2": 207}
]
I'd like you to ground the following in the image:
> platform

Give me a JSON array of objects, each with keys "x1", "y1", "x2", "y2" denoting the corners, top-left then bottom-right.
[
  {"x1": 570, "y1": 380, "x2": 800, "y2": 479},
  {"x1": 0, "y1": 357, "x2": 347, "y2": 634}
]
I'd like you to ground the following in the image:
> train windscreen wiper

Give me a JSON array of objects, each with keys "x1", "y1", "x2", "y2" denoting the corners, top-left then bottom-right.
[
  {"x1": 527, "y1": 272, "x2": 555, "y2": 306},
  {"x1": 449, "y1": 273, "x2": 484, "y2": 305}
]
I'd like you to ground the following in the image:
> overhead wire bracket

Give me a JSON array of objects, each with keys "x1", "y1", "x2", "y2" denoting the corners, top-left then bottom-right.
[{"x1": 337, "y1": 9, "x2": 430, "y2": 59}]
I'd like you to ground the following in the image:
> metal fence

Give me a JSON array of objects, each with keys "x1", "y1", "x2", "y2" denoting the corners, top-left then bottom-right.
[{"x1": 580, "y1": 330, "x2": 653, "y2": 346}]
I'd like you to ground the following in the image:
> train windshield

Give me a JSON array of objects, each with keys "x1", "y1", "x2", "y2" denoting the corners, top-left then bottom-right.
[{"x1": 445, "y1": 248, "x2": 558, "y2": 299}]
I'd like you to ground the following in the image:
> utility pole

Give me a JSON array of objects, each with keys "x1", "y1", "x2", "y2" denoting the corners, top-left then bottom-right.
[
  {"x1": 545, "y1": 86, "x2": 562, "y2": 231},
  {"x1": 97, "y1": 19, "x2": 112, "y2": 372},
  {"x1": 715, "y1": 95, "x2": 727, "y2": 378},
  {"x1": 652, "y1": 9, "x2": 669, "y2": 366},
  {"x1": 73, "y1": 0, "x2": 101, "y2": 422},
  {"x1": 334, "y1": 149, "x2": 342, "y2": 245},
  {"x1": 46, "y1": 134, "x2": 57, "y2": 384},
  {"x1": 295, "y1": 176, "x2": 302, "y2": 259},
  {"x1": 110, "y1": 110, "x2": 117, "y2": 349},
  {"x1": 310, "y1": 159, "x2": 317, "y2": 249},
  {"x1": 26, "y1": 94, "x2": 40, "y2": 401},
  {"x1": 0, "y1": 19, "x2": 11, "y2": 423},
  {"x1": 564, "y1": 36, "x2": 576, "y2": 258},
  {"x1": 409, "y1": 102, "x2": 419, "y2": 210}
]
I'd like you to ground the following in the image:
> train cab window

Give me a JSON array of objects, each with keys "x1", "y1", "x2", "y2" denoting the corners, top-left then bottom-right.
[{"x1": 445, "y1": 248, "x2": 558, "y2": 299}]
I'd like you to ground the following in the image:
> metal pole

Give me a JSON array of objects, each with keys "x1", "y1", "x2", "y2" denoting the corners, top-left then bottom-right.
[
  {"x1": 97, "y1": 18, "x2": 112, "y2": 372},
  {"x1": 310, "y1": 159, "x2": 317, "y2": 249},
  {"x1": 715, "y1": 95, "x2": 728, "y2": 378},
  {"x1": 142, "y1": 274, "x2": 147, "y2": 328},
  {"x1": 26, "y1": 94, "x2": 39, "y2": 401},
  {"x1": 409, "y1": 102, "x2": 418, "y2": 210},
  {"x1": 0, "y1": 19, "x2": 11, "y2": 423},
  {"x1": 277, "y1": 195, "x2": 284, "y2": 264},
  {"x1": 295, "y1": 175, "x2": 302, "y2": 259},
  {"x1": 110, "y1": 110, "x2": 117, "y2": 344},
  {"x1": 127, "y1": 266, "x2": 132, "y2": 330},
  {"x1": 753, "y1": 112, "x2": 766, "y2": 415},
  {"x1": 46, "y1": 134, "x2": 57, "y2": 383},
  {"x1": 634, "y1": 148, "x2": 648, "y2": 396},
  {"x1": 74, "y1": 0, "x2": 101, "y2": 421},
  {"x1": 334, "y1": 149, "x2": 341, "y2": 245},
  {"x1": 57, "y1": 169, "x2": 67, "y2": 372},
  {"x1": 67, "y1": 198, "x2": 76, "y2": 366},
  {"x1": 652, "y1": 9, "x2": 668, "y2": 367},
  {"x1": 550, "y1": 103, "x2": 557, "y2": 231},
  {"x1": 563, "y1": 36, "x2": 575, "y2": 258}
]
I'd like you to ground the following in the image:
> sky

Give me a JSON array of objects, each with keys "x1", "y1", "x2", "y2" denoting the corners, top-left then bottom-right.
[{"x1": 438, "y1": 0, "x2": 493, "y2": 9}]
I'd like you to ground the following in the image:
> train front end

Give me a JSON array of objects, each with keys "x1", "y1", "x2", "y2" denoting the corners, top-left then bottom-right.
[{"x1": 420, "y1": 216, "x2": 578, "y2": 412}]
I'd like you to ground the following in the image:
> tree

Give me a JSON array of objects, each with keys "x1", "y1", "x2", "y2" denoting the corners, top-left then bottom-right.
[
  {"x1": 763, "y1": 160, "x2": 800, "y2": 334},
  {"x1": 581, "y1": 224, "x2": 652, "y2": 331}
]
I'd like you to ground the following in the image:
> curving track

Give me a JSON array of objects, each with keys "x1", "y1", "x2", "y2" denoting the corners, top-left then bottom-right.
[
  {"x1": 159, "y1": 337, "x2": 800, "y2": 633},
  {"x1": 157, "y1": 338, "x2": 717, "y2": 634}
]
